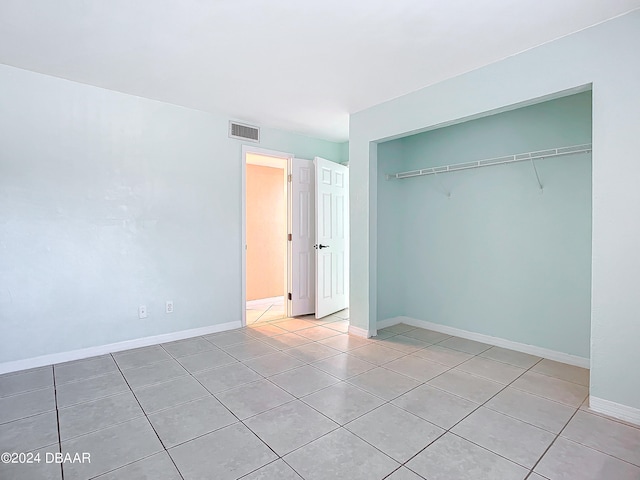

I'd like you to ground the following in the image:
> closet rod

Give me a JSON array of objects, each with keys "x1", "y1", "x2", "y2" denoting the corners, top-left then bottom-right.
[{"x1": 386, "y1": 143, "x2": 592, "y2": 180}]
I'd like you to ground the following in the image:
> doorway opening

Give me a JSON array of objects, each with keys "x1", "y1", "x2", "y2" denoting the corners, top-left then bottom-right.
[
  {"x1": 241, "y1": 146, "x2": 351, "y2": 329},
  {"x1": 244, "y1": 152, "x2": 288, "y2": 324}
]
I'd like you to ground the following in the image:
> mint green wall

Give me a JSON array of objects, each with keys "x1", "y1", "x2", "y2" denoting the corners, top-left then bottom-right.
[
  {"x1": 0, "y1": 64, "x2": 342, "y2": 364},
  {"x1": 351, "y1": 10, "x2": 640, "y2": 411},
  {"x1": 340, "y1": 141, "x2": 349, "y2": 164},
  {"x1": 377, "y1": 93, "x2": 592, "y2": 358}
]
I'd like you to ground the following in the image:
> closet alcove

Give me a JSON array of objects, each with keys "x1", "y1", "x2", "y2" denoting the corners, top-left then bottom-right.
[{"x1": 376, "y1": 91, "x2": 592, "y2": 359}]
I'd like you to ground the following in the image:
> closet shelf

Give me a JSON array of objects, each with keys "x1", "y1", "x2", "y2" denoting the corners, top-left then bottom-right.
[{"x1": 385, "y1": 143, "x2": 592, "y2": 180}]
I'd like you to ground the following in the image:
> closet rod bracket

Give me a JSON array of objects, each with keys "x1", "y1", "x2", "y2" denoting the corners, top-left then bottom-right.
[{"x1": 531, "y1": 157, "x2": 544, "y2": 193}]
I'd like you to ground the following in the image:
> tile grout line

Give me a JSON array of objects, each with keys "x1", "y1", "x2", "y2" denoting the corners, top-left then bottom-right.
[
  {"x1": 52, "y1": 365, "x2": 64, "y2": 480},
  {"x1": 235, "y1": 418, "x2": 283, "y2": 464},
  {"x1": 279, "y1": 456, "x2": 312, "y2": 480},
  {"x1": 236, "y1": 457, "x2": 298, "y2": 480},
  {"x1": 545, "y1": 408, "x2": 640, "y2": 469},
  {"x1": 576, "y1": 406, "x2": 640, "y2": 431},
  {"x1": 0, "y1": 382, "x2": 53, "y2": 399},
  {"x1": 525, "y1": 369, "x2": 590, "y2": 388},
  {"x1": 107, "y1": 351, "x2": 187, "y2": 480},
  {"x1": 248, "y1": 303, "x2": 276, "y2": 324},
  {"x1": 380, "y1": 466, "x2": 405, "y2": 480},
  {"x1": 525, "y1": 404, "x2": 584, "y2": 478},
  {"x1": 0, "y1": 410, "x2": 61, "y2": 428},
  {"x1": 52, "y1": 411, "x2": 150, "y2": 445},
  {"x1": 524, "y1": 467, "x2": 551, "y2": 479},
  {"x1": 385, "y1": 348, "x2": 546, "y2": 474}
]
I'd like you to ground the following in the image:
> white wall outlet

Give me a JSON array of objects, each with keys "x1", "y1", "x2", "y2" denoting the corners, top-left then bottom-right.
[
  {"x1": 165, "y1": 301, "x2": 174, "y2": 314},
  {"x1": 138, "y1": 305, "x2": 148, "y2": 319}
]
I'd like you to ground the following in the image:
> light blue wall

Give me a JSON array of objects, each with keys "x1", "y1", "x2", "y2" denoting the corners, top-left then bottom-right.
[
  {"x1": 377, "y1": 93, "x2": 592, "y2": 358},
  {"x1": 376, "y1": 139, "x2": 406, "y2": 322},
  {"x1": 350, "y1": 10, "x2": 640, "y2": 411},
  {"x1": 0, "y1": 64, "x2": 343, "y2": 364}
]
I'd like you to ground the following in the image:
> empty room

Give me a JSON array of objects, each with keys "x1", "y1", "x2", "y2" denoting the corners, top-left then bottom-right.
[{"x1": 1, "y1": 2, "x2": 640, "y2": 480}]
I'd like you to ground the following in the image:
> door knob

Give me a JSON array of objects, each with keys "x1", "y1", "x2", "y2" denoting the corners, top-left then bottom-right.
[{"x1": 314, "y1": 244, "x2": 330, "y2": 249}]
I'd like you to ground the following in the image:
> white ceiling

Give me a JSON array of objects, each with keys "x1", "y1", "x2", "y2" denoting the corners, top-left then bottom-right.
[{"x1": 1, "y1": 1, "x2": 639, "y2": 142}]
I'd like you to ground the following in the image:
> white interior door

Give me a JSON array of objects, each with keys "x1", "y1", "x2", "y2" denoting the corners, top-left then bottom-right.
[
  {"x1": 289, "y1": 158, "x2": 315, "y2": 316},
  {"x1": 314, "y1": 157, "x2": 349, "y2": 319}
]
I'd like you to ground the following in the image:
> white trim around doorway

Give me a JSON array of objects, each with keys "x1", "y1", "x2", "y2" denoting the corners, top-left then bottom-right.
[{"x1": 241, "y1": 145, "x2": 293, "y2": 327}]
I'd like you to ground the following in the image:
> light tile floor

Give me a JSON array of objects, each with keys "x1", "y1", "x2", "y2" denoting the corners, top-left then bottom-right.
[
  {"x1": 1, "y1": 315, "x2": 639, "y2": 480},
  {"x1": 246, "y1": 297, "x2": 286, "y2": 324}
]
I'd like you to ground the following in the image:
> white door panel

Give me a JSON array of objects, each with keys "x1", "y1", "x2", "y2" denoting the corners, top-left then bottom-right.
[
  {"x1": 314, "y1": 157, "x2": 349, "y2": 319},
  {"x1": 289, "y1": 158, "x2": 315, "y2": 316}
]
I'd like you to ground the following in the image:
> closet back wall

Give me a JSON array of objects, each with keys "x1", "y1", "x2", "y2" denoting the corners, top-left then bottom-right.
[{"x1": 378, "y1": 92, "x2": 592, "y2": 358}]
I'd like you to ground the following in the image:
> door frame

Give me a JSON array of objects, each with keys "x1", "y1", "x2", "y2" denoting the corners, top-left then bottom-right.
[{"x1": 241, "y1": 145, "x2": 293, "y2": 327}]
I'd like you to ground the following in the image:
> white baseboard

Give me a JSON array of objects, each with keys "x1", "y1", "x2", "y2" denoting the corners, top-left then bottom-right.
[
  {"x1": 246, "y1": 296, "x2": 284, "y2": 308},
  {"x1": 378, "y1": 316, "x2": 590, "y2": 369},
  {"x1": 589, "y1": 396, "x2": 640, "y2": 426},
  {"x1": 349, "y1": 325, "x2": 374, "y2": 338},
  {"x1": 0, "y1": 321, "x2": 242, "y2": 375}
]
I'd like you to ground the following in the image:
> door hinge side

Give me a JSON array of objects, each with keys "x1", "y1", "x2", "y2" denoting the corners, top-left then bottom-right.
[
  {"x1": 288, "y1": 293, "x2": 292, "y2": 300},
  {"x1": 287, "y1": 174, "x2": 292, "y2": 183},
  {"x1": 287, "y1": 233, "x2": 292, "y2": 241}
]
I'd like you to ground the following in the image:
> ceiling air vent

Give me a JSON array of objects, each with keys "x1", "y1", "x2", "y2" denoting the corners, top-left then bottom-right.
[{"x1": 229, "y1": 121, "x2": 260, "y2": 143}]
